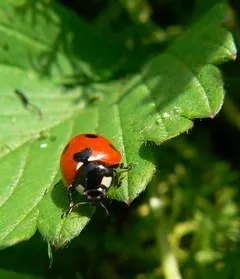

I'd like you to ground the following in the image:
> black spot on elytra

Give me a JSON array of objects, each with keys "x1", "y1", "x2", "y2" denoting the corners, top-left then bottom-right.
[
  {"x1": 109, "y1": 143, "x2": 118, "y2": 151},
  {"x1": 84, "y1": 134, "x2": 98, "y2": 138},
  {"x1": 62, "y1": 143, "x2": 69, "y2": 155},
  {"x1": 73, "y1": 148, "x2": 92, "y2": 162}
]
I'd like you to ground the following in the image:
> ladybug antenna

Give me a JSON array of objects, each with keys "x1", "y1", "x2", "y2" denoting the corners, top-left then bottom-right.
[{"x1": 100, "y1": 202, "x2": 109, "y2": 216}]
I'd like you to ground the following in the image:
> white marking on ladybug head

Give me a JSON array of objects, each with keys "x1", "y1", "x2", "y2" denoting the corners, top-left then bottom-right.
[
  {"x1": 85, "y1": 188, "x2": 105, "y2": 201},
  {"x1": 76, "y1": 184, "x2": 85, "y2": 195},
  {"x1": 76, "y1": 162, "x2": 83, "y2": 171},
  {"x1": 101, "y1": 176, "x2": 112, "y2": 188}
]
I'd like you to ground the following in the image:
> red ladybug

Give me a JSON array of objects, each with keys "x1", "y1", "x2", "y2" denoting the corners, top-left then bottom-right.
[{"x1": 60, "y1": 133, "x2": 131, "y2": 215}]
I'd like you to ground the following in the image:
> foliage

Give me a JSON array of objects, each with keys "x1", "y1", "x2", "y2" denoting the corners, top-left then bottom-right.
[{"x1": 0, "y1": 0, "x2": 239, "y2": 278}]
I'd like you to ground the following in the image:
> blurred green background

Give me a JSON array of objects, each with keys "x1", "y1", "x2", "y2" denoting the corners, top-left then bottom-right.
[{"x1": 0, "y1": 0, "x2": 240, "y2": 278}]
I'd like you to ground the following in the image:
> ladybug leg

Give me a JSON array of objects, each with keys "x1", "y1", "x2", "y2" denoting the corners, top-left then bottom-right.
[
  {"x1": 116, "y1": 163, "x2": 134, "y2": 177},
  {"x1": 99, "y1": 202, "x2": 109, "y2": 216},
  {"x1": 119, "y1": 163, "x2": 134, "y2": 171},
  {"x1": 61, "y1": 185, "x2": 75, "y2": 218},
  {"x1": 114, "y1": 175, "x2": 124, "y2": 189},
  {"x1": 67, "y1": 201, "x2": 90, "y2": 214},
  {"x1": 112, "y1": 171, "x2": 124, "y2": 189},
  {"x1": 73, "y1": 148, "x2": 92, "y2": 163},
  {"x1": 113, "y1": 163, "x2": 134, "y2": 188},
  {"x1": 68, "y1": 201, "x2": 109, "y2": 216},
  {"x1": 63, "y1": 187, "x2": 90, "y2": 217}
]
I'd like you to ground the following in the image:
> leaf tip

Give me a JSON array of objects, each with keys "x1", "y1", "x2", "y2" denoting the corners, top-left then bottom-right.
[
  {"x1": 52, "y1": 240, "x2": 66, "y2": 249},
  {"x1": 122, "y1": 199, "x2": 132, "y2": 206},
  {"x1": 230, "y1": 53, "x2": 237, "y2": 61}
]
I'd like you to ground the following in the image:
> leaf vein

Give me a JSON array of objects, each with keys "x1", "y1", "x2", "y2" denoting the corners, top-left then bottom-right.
[
  {"x1": 167, "y1": 51, "x2": 212, "y2": 113},
  {"x1": 0, "y1": 144, "x2": 31, "y2": 208},
  {"x1": 115, "y1": 96, "x2": 129, "y2": 198},
  {"x1": 141, "y1": 80, "x2": 169, "y2": 137},
  {"x1": 0, "y1": 22, "x2": 53, "y2": 51}
]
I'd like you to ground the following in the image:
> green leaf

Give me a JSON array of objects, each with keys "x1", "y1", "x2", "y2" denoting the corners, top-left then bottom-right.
[
  {"x1": 0, "y1": 270, "x2": 44, "y2": 279},
  {"x1": 0, "y1": 3, "x2": 236, "y2": 248},
  {"x1": 0, "y1": 0, "x2": 121, "y2": 81}
]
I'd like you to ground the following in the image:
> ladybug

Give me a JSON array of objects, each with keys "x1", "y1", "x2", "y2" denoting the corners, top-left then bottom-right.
[{"x1": 60, "y1": 133, "x2": 132, "y2": 216}]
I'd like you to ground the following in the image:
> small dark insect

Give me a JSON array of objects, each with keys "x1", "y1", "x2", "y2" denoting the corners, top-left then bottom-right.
[{"x1": 14, "y1": 89, "x2": 42, "y2": 119}]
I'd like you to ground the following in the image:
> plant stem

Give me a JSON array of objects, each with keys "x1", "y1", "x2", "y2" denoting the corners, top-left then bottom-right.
[
  {"x1": 157, "y1": 225, "x2": 182, "y2": 279},
  {"x1": 223, "y1": 96, "x2": 240, "y2": 130}
]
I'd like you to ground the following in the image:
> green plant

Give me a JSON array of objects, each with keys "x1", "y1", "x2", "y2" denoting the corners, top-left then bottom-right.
[{"x1": 0, "y1": 1, "x2": 239, "y2": 278}]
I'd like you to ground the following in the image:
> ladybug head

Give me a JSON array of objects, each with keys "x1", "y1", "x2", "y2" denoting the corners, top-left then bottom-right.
[
  {"x1": 84, "y1": 187, "x2": 109, "y2": 215},
  {"x1": 84, "y1": 187, "x2": 106, "y2": 203}
]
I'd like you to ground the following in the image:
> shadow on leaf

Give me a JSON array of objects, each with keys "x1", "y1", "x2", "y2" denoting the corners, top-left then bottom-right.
[{"x1": 51, "y1": 180, "x2": 93, "y2": 218}]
